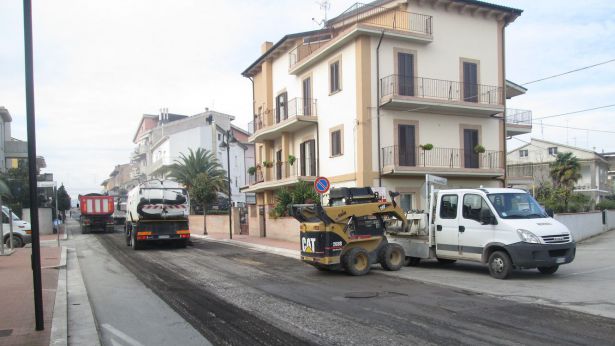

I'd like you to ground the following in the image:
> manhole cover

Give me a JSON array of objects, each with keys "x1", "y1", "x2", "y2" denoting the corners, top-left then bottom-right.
[
  {"x1": 344, "y1": 291, "x2": 379, "y2": 299},
  {"x1": 0, "y1": 329, "x2": 13, "y2": 337}
]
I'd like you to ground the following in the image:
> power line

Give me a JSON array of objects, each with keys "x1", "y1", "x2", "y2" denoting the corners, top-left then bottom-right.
[
  {"x1": 522, "y1": 58, "x2": 615, "y2": 85},
  {"x1": 533, "y1": 122, "x2": 615, "y2": 134},
  {"x1": 533, "y1": 103, "x2": 615, "y2": 120}
]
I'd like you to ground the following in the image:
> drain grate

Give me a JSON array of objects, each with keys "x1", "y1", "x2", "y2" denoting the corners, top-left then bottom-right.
[{"x1": 0, "y1": 329, "x2": 13, "y2": 337}]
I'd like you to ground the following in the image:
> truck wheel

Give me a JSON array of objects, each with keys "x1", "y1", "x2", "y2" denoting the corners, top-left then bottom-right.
[
  {"x1": 5, "y1": 235, "x2": 24, "y2": 248},
  {"x1": 342, "y1": 247, "x2": 370, "y2": 276},
  {"x1": 379, "y1": 243, "x2": 405, "y2": 271},
  {"x1": 488, "y1": 251, "x2": 512, "y2": 279},
  {"x1": 131, "y1": 233, "x2": 142, "y2": 250},
  {"x1": 537, "y1": 265, "x2": 559, "y2": 275},
  {"x1": 405, "y1": 257, "x2": 421, "y2": 266},
  {"x1": 437, "y1": 258, "x2": 457, "y2": 264}
]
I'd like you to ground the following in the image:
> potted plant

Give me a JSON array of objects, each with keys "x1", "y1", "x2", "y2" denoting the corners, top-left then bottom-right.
[
  {"x1": 247, "y1": 166, "x2": 257, "y2": 176},
  {"x1": 263, "y1": 160, "x2": 273, "y2": 168},
  {"x1": 420, "y1": 143, "x2": 433, "y2": 150},
  {"x1": 287, "y1": 154, "x2": 296, "y2": 166},
  {"x1": 474, "y1": 144, "x2": 485, "y2": 154}
]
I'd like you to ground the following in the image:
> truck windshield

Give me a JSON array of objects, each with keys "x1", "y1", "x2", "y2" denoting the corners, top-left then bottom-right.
[{"x1": 487, "y1": 193, "x2": 548, "y2": 219}]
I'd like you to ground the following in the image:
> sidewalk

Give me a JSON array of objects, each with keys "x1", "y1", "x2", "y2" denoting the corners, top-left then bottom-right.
[{"x1": 0, "y1": 244, "x2": 62, "y2": 345}]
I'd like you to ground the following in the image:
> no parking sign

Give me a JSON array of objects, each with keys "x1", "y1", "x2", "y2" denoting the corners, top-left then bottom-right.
[{"x1": 314, "y1": 176, "x2": 330, "y2": 194}]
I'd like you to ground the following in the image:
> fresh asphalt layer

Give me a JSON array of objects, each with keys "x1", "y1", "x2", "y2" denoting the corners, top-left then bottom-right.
[{"x1": 93, "y1": 231, "x2": 615, "y2": 346}]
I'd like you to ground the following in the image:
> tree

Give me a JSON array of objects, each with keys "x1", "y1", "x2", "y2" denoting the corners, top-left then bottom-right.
[
  {"x1": 271, "y1": 181, "x2": 320, "y2": 218},
  {"x1": 549, "y1": 152, "x2": 582, "y2": 211},
  {"x1": 167, "y1": 148, "x2": 228, "y2": 230},
  {"x1": 57, "y1": 184, "x2": 71, "y2": 219}
]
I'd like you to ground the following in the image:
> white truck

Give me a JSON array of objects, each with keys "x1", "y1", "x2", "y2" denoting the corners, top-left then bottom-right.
[
  {"x1": 387, "y1": 179, "x2": 576, "y2": 279},
  {"x1": 125, "y1": 180, "x2": 190, "y2": 250}
]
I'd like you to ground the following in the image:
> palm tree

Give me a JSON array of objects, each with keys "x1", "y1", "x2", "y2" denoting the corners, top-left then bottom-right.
[
  {"x1": 549, "y1": 152, "x2": 582, "y2": 210},
  {"x1": 167, "y1": 148, "x2": 228, "y2": 233}
]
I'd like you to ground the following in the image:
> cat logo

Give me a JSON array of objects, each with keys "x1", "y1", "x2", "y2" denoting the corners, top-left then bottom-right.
[{"x1": 301, "y1": 237, "x2": 316, "y2": 253}]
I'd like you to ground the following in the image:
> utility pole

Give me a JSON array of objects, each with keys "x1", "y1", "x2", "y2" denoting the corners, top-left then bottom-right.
[{"x1": 23, "y1": 0, "x2": 44, "y2": 330}]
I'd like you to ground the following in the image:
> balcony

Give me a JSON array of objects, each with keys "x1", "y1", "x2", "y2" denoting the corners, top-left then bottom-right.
[
  {"x1": 380, "y1": 75, "x2": 504, "y2": 116},
  {"x1": 248, "y1": 98, "x2": 318, "y2": 142},
  {"x1": 506, "y1": 108, "x2": 533, "y2": 136},
  {"x1": 381, "y1": 145, "x2": 504, "y2": 177},
  {"x1": 245, "y1": 159, "x2": 317, "y2": 193},
  {"x1": 288, "y1": 3, "x2": 432, "y2": 74}
]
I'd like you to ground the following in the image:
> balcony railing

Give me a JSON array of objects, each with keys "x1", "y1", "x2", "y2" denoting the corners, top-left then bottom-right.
[
  {"x1": 380, "y1": 75, "x2": 504, "y2": 106},
  {"x1": 335, "y1": 2, "x2": 432, "y2": 35},
  {"x1": 382, "y1": 145, "x2": 503, "y2": 170},
  {"x1": 289, "y1": 3, "x2": 432, "y2": 69},
  {"x1": 248, "y1": 158, "x2": 316, "y2": 185},
  {"x1": 249, "y1": 98, "x2": 318, "y2": 136},
  {"x1": 506, "y1": 108, "x2": 532, "y2": 126}
]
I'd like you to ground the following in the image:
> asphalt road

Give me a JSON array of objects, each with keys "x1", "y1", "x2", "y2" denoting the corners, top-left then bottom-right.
[{"x1": 92, "y1": 231, "x2": 615, "y2": 346}]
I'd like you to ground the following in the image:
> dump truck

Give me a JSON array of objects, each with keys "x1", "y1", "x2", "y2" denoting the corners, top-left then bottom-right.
[
  {"x1": 78, "y1": 194, "x2": 115, "y2": 233},
  {"x1": 125, "y1": 179, "x2": 190, "y2": 250}
]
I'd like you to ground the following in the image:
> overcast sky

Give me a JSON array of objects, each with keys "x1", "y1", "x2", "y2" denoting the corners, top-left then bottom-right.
[{"x1": 1, "y1": 0, "x2": 614, "y2": 197}]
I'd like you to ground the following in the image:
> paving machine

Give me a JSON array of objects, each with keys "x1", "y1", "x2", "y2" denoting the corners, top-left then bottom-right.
[{"x1": 290, "y1": 187, "x2": 407, "y2": 276}]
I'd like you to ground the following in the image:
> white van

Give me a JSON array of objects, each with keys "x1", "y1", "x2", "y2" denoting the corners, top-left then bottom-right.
[
  {"x1": 2, "y1": 206, "x2": 32, "y2": 248},
  {"x1": 388, "y1": 188, "x2": 576, "y2": 279}
]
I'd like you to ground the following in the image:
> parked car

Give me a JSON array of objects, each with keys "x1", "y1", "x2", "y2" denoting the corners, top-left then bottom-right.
[{"x1": 2, "y1": 207, "x2": 32, "y2": 248}]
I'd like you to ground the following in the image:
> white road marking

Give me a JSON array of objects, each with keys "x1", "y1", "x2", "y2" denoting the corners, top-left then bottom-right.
[{"x1": 101, "y1": 323, "x2": 145, "y2": 346}]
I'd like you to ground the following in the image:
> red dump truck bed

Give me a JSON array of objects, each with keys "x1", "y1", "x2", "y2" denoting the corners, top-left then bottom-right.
[{"x1": 79, "y1": 195, "x2": 115, "y2": 215}]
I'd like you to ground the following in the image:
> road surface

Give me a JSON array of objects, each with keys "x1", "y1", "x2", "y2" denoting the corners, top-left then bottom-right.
[{"x1": 83, "y1": 228, "x2": 615, "y2": 345}]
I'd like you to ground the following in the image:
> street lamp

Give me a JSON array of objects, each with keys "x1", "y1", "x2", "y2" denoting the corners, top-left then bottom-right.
[{"x1": 219, "y1": 130, "x2": 237, "y2": 239}]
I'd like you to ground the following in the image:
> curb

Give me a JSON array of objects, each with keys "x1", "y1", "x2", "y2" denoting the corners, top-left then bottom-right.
[
  {"x1": 50, "y1": 246, "x2": 68, "y2": 346},
  {"x1": 191, "y1": 234, "x2": 300, "y2": 259}
]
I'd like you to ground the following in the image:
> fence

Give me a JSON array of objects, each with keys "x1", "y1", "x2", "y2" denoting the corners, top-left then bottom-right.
[{"x1": 554, "y1": 210, "x2": 615, "y2": 242}]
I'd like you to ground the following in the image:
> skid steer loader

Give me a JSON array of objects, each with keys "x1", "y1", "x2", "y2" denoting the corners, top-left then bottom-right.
[{"x1": 290, "y1": 187, "x2": 407, "y2": 276}]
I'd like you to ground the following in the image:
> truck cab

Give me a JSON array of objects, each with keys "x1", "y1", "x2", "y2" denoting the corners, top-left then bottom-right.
[{"x1": 390, "y1": 188, "x2": 576, "y2": 279}]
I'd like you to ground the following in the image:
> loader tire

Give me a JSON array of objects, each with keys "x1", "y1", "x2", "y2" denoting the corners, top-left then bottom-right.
[
  {"x1": 379, "y1": 243, "x2": 405, "y2": 271},
  {"x1": 342, "y1": 247, "x2": 370, "y2": 276}
]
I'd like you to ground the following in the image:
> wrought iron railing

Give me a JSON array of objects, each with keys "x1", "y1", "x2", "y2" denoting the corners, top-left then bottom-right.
[
  {"x1": 381, "y1": 145, "x2": 503, "y2": 170},
  {"x1": 506, "y1": 108, "x2": 532, "y2": 126},
  {"x1": 248, "y1": 158, "x2": 316, "y2": 185},
  {"x1": 250, "y1": 98, "x2": 317, "y2": 136},
  {"x1": 380, "y1": 75, "x2": 504, "y2": 106}
]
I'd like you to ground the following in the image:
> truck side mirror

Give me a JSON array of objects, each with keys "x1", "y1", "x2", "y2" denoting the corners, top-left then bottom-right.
[
  {"x1": 545, "y1": 208, "x2": 554, "y2": 218},
  {"x1": 480, "y1": 209, "x2": 497, "y2": 225}
]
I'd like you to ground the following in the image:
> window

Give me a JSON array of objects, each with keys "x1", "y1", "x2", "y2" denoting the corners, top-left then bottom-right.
[
  {"x1": 275, "y1": 92, "x2": 288, "y2": 122},
  {"x1": 439, "y1": 195, "x2": 458, "y2": 219},
  {"x1": 330, "y1": 128, "x2": 342, "y2": 156},
  {"x1": 330, "y1": 60, "x2": 341, "y2": 93},
  {"x1": 302, "y1": 77, "x2": 312, "y2": 115},
  {"x1": 519, "y1": 149, "x2": 528, "y2": 158},
  {"x1": 462, "y1": 61, "x2": 479, "y2": 103},
  {"x1": 349, "y1": 215, "x2": 385, "y2": 237},
  {"x1": 300, "y1": 139, "x2": 316, "y2": 176},
  {"x1": 217, "y1": 133, "x2": 221, "y2": 140},
  {"x1": 548, "y1": 147, "x2": 558, "y2": 155},
  {"x1": 462, "y1": 194, "x2": 491, "y2": 223},
  {"x1": 400, "y1": 193, "x2": 414, "y2": 213}
]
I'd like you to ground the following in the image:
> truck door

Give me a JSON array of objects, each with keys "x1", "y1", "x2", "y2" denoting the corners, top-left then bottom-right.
[
  {"x1": 434, "y1": 193, "x2": 460, "y2": 258},
  {"x1": 459, "y1": 193, "x2": 495, "y2": 261}
]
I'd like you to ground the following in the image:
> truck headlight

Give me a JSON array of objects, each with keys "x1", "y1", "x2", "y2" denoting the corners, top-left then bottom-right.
[{"x1": 517, "y1": 229, "x2": 541, "y2": 244}]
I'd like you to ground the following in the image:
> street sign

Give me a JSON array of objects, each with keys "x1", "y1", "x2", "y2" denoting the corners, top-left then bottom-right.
[
  {"x1": 314, "y1": 177, "x2": 330, "y2": 194},
  {"x1": 426, "y1": 174, "x2": 447, "y2": 186}
]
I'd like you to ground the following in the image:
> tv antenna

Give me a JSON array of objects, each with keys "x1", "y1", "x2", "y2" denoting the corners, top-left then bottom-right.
[{"x1": 312, "y1": 0, "x2": 331, "y2": 27}]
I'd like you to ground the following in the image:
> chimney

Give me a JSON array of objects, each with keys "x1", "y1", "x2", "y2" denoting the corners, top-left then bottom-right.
[{"x1": 261, "y1": 41, "x2": 273, "y2": 54}]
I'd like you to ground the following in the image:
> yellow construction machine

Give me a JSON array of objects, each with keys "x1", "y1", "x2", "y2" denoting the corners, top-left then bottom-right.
[{"x1": 290, "y1": 187, "x2": 407, "y2": 275}]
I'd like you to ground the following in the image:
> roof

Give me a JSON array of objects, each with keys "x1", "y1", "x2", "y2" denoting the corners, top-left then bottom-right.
[
  {"x1": 241, "y1": 0, "x2": 522, "y2": 78},
  {"x1": 132, "y1": 114, "x2": 158, "y2": 143},
  {"x1": 505, "y1": 80, "x2": 527, "y2": 99},
  {"x1": 241, "y1": 29, "x2": 327, "y2": 77}
]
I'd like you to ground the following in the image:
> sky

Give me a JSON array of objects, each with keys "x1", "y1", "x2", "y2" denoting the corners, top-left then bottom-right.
[{"x1": 1, "y1": 0, "x2": 614, "y2": 197}]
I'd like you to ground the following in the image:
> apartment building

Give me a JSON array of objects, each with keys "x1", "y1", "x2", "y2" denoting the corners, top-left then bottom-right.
[
  {"x1": 130, "y1": 109, "x2": 253, "y2": 204},
  {"x1": 507, "y1": 138, "x2": 611, "y2": 202},
  {"x1": 241, "y1": 0, "x2": 524, "y2": 238}
]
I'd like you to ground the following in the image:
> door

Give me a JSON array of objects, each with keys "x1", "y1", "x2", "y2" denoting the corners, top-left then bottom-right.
[
  {"x1": 398, "y1": 124, "x2": 416, "y2": 166},
  {"x1": 463, "y1": 129, "x2": 479, "y2": 168},
  {"x1": 399, "y1": 193, "x2": 414, "y2": 213},
  {"x1": 398, "y1": 52, "x2": 414, "y2": 96},
  {"x1": 300, "y1": 140, "x2": 316, "y2": 176},
  {"x1": 435, "y1": 193, "x2": 460, "y2": 258},
  {"x1": 276, "y1": 92, "x2": 287, "y2": 122},
  {"x1": 302, "y1": 77, "x2": 312, "y2": 115},
  {"x1": 459, "y1": 193, "x2": 495, "y2": 261},
  {"x1": 463, "y1": 62, "x2": 478, "y2": 102},
  {"x1": 258, "y1": 205, "x2": 266, "y2": 237},
  {"x1": 275, "y1": 150, "x2": 283, "y2": 179}
]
